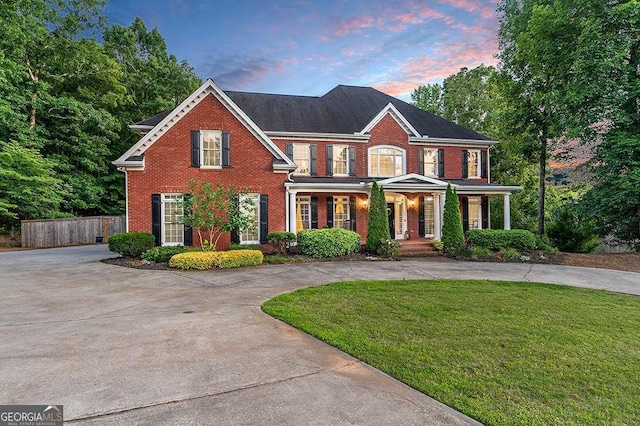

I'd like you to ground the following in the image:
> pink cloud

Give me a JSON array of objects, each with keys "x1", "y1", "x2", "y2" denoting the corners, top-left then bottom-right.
[{"x1": 334, "y1": 15, "x2": 380, "y2": 36}]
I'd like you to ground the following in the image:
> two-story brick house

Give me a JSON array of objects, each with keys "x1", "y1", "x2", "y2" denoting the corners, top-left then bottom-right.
[{"x1": 114, "y1": 79, "x2": 519, "y2": 248}]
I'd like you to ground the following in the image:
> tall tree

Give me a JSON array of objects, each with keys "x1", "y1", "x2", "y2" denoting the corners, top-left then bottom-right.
[{"x1": 411, "y1": 83, "x2": 444, "y2": 115}]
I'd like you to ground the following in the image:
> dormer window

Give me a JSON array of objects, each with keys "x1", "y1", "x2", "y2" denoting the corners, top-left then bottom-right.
[
  {"x1": 368, "y1": 146, "x2": 405, "y2": 177},
  {"x1": 191, "y1": 130, "x2": 230, "y2": 168}
]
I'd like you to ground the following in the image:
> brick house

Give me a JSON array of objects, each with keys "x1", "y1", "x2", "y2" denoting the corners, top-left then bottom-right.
[{"x1": 113, "y1": 79, "x2": 519, "y2": 248}]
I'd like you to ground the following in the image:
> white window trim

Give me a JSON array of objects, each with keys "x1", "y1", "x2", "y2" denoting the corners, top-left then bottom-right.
[
  {"x1": 161, "y1": 193, "x2": 184, "y2": 246},
  {"x1": 239, "y1": 193, "x2": 260, "y2": 244},
  {"x1": 423, "y1": 148, "x2": 438, "y2": 178},
  {"x1": 368, "y1": 145, "x2": 406, "y2": 177},
  {"x1": 333, "y1": 145, "x2": 350, "y2": 176},
  {"x1": 293, "y1": 143, "x2": 311, "y2": 175},
  {"x1": 468, "y1": 149, "x2": 481, "y2": 179},
  {"x1": 200, "y1": 130, "x2": 223, "y2": 169},
  {"x1": 296, "y1": 196, "x2": 312, "y2": 231},
  {"x1": 468, "y1": 196, "x2": 482, "y2": 230},
  {"x1": 333, "y1": 196, "x2": 350, "y2": 229}
]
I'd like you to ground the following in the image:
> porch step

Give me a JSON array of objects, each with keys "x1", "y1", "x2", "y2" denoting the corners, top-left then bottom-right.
[{"x1": 398, "y1": 239, "x2": 440, "y2": 257}]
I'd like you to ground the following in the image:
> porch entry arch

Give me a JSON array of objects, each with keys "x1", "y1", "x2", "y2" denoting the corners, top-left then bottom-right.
[{"x1": 384, "y1": 192, "x2": 407, "y2": 240}]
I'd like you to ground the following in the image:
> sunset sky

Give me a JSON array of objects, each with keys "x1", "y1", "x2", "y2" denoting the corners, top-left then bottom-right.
[{"x1": 106, "y1": 0, "x2": 500, "y2": 100}]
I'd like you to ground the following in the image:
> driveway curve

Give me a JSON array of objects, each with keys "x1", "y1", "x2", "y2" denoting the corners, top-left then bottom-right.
[{"x1": 0, "y1": 245, "x2": 638, "y2": 425}]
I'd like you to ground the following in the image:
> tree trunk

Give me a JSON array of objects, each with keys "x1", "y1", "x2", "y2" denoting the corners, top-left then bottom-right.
[{"x1": 538, "y1": 137, "x2": 547, "y2": 237}]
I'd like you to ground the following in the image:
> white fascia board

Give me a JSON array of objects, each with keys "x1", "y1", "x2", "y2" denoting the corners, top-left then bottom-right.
[
  {"x1": 113, "y1": 78, "x2": 295, "y2": 170},
  {"x1": 285, "y1": 182, "x2": 371, "y2": 193},
  {"x1": 266, "y1": 131, "x2": 370, "y2": 143},
  {"x1": 454, "y1": 185, "x2": 522, "y2": 194},
  {"x1": 359, "y1": 103, "x2": 420, "y2": 137},
  {"x1": 409, "y1": 136, "x2": 498, "y2": 147},
  {"x1": 129, "y1": 124, "x2": 153, "y2": 130},
  {"x1": 377, "y1": 173, "x2": 447, "y2": 186}
]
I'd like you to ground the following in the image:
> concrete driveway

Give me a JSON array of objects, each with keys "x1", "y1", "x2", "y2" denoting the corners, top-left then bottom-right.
[{"x1": 1, "y1": 246, "x2": 638, "y2": 425}]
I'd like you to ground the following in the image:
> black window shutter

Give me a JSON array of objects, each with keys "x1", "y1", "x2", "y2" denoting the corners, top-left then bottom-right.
[
  {"x1": 349, "y1": 196, "x2": 356, "y2": 232},
  {"x1": 461, "y1": 149, "x2": 468, "y2": 178},
  {"x1": 222, "y1": 131, "x2": 230, "y2": 168},
  {"x1": 481, "y1": 150, "x2": 488, "y2": 178},
  {"x1": 151, "y1": 194, "x2": 161, "y2": 246},
  {"x1": 348, "y1": 146, "x2": 356, "y2": 176},
  {"x1": 326, "y1": 197, "x2": 334, "y2": 228},
  {"x1": 191, "y1": 130, "x2": 200, "y2": 167},
  {"x1": 259, "y1": 194, "x2": 268, "y2": 243},
  {"x1": 481, "y1": 196, "x2": 489, "y2": 230},
  {"x1": 310, "y1": 196, "x2": 318, "y2": 229},
  {"x1": 326, "y1": 145, "x2": 333, "y2": 176},
  {"x1": 231, "y1": 195, "x2": 239, "y2": 243},
  {"x1": 183, "y1": 194, "x2": 192, "y2": 246},
  {"x1": 418, "y1": 196, "x2": 425, "y2": 237},
  {"x1": 461, "y1": 196, "x2": 469, "y2": 233},
  {"x1": 438, "y1": 149, "x2": 445, "y2": 178},
  {"x1": 310, "y1": 144, "x2": 317, "y2": 175},
  {"x1": 418, "y1": 148, "x2": 424, "y2": 175},
  {"x1": 285, "y1": 143, "x2": 293, "y2": 160}
]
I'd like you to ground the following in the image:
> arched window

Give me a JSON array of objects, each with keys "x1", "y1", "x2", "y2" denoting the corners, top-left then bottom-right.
[{"x1": 368, "y1": 146, "x2": 405, "y2": 177}]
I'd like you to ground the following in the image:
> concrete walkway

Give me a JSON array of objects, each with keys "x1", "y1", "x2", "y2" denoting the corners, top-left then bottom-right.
[{"x1": 0, "y1": 245, "x2": 638, "y2": 425}]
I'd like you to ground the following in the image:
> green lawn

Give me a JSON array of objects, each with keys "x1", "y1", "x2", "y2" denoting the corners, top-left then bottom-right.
[{"x1": 262, "y1": 279, "x2": 640, "y2": 425}]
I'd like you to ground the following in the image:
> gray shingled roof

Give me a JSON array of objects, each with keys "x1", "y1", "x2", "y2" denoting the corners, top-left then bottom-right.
[{"x1": 134, "y1": 85, "x2": 489, "y2": 140}]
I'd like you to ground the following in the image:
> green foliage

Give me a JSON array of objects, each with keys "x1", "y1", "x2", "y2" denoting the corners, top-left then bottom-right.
[
  {"x1": 169, "y1": 250, "x2": 263, "y2": 270},
  {"x1": 466, "y1": 229, "x2": 536, "y2": 251},
  {"x1": 499, "y1": 248, "x2": 521, "y2": 259},
  {"x1": 141, "y1": 245, "x2": 187, "y2": 263},
  {"x1": 263, "y1": 255, "x2": 303, "y2": 265},
  {"x1": 431, "y1": 240, "x2": 444, "y2": 252},
  {"x1": 471, "y1": 246, "x2": 493, "y2": 259},
  {"x1": 535, "y1": 234, "x2": 558, "y2": 253},
  {"x1": 108, "y1": 232, "x2": 155, "y2": 257},
  {"x1": 366, "y1": 181, "x2": 390, "y2": 253},
  {"x1": 411, "y1": 84, "x2": 443, "y2": 115},
  {"x1": 547, "y1": 208, "x2": 599, "y2": 253},
  {"x1": 266, "y1": 231, "x2": 296, "y2": 255},
  {"x1": 442, "y1": 183, "x2": 464, "y2": 253},
  {"x1": 297, "y1": 228, "x2": 361, "y2": 258},
  {"x1": 181, "y1": 180, "x2": 254, "y2": 251},
  {"x1": 376, "y1": 239, "x2": 400, "y2": 259},
  {"x1": 229, "y1": 243, "x2": 261, "y2": 251}
]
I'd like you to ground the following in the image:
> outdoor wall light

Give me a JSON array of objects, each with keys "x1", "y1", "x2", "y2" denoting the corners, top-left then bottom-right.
[{"x1": 408, "y1": 199, "x2": 415, "y2": 208}]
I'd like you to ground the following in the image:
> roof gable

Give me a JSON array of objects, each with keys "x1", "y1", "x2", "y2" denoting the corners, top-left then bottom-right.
[
  {"x1": 377, "y1": 173, "x2": 448, "y2": 186},
  {"x1": 114, "y1": 79, "x2": 295, "y2": 169},
  {"x1": 359, "y1": 103, "x2": 420, "y2": 137}
]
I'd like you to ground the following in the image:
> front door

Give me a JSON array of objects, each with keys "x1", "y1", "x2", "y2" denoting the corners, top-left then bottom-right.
[{"x1": 387, "y1": 202, "x2": 395, "y2": 237}]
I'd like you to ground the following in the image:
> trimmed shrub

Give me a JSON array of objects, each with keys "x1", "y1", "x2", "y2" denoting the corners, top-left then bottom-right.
[
  {"x1": 366, "y1": 180, "x2": 390, "y2": 253},
  {"x1": 169, "y1": 249, "x2": 263, "y2": 270},
  {"x1": 466, "y1": 229, "x2": 537, "y2": 251},
  {"x1": 141, "y1": 246, "x2": 188, "y2": 263},
  {"x1": 266, "y1": 231, "x2": 297, "y2": 255},
  {"x1": 230, "y1": 243, "x2": 261, "y2": 251},
  {"x1": 297, "y1": 228, "x2": 361, "y2": 258},
  {"x1": 108, "y1": 232, "x2": 155, "y2": 257},
  {"x1": 547, "y1": 208, "x2": 599, "y2": 253},
  {"x1": 442, "y1": 183, "x2": 464, "y2": 253}
]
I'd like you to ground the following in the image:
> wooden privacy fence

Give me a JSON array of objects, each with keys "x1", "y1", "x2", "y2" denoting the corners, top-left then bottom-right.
[{"x1": 21, "y1": 216, "x2": 125, "y2": 248}]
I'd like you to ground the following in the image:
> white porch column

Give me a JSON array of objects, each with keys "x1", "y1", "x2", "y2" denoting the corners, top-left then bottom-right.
[
  {"x1": 433, "y1": 193, "x2": 442, "y2": 240},
  {"x1": 288, "y1": 191, "x2": 298, "y2": 234},
  {"x1": 504, "y1": 193, "x2": 511, "y2": 230}
]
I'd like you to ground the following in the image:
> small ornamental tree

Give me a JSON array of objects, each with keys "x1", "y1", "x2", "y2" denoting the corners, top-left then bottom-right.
[
  {"x1": 442, "y1": 183, "x2": 464, "y2": 253},
  {"x1": 181, "y1": 180, "x2": 255, "y2": 251},
  {"x1": 366, "y1": 180, "x2": 391, "y2": 253}
]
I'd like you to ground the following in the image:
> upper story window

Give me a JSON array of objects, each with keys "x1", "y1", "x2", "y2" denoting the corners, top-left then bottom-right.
[
  {"x1": 326, "y1": 145, "x2": 355, "y2": 176},
  {"x1": 462, "y1": 149, "x2": 486, "y2": 179},
  {"x1": 368, "y1": 146, "x2": 405, "y2": 177},
  {"x1": 191, "y1": 130, "x2": 230, "y2": 168},
  {"x1": 423, "y1": 149, "x2": 437, "y2": 177},
  {"x1": 286, "y1": 143, "x2": 317, "y2": 175}
]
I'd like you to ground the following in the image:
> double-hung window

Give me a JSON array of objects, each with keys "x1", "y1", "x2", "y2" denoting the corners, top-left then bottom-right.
[
  {"x1": 293, "y1": 144, "x2": 310, "y2": 174},
  {"x1": 296, "y1": 196, "x2": 312, "y2": 232},
  {"x1": 162, "y1": 194, "x2": 184, "y2": 246},
  {"x1": 468, "y1": 196, "x2": 481, "y2": 229},
  {"x1": 201, "y1": 130, "x2": 222, "y2": 167},
  {"x1": 465, "y1": 149, "x2": 481, "y2": 178},
  {"x1": 368, "y1": 146, "x2": 405, "y2": 177},
  {"x1": 422, "y1": 149, "x2": 438, "y2": 177},
  {"x1": 333, "y1": 145, "x2": 349, "y2": 175}
]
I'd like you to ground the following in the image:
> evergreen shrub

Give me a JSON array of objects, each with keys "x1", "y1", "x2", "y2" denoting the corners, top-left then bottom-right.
[
  {"x1": 108, "y1": 232, "x2": 155, "y2": 257},
  {"x1": 266, "y1": 231, "x2": 297, "y2": 255},
  {"x1": 442, "y1": 183, "x2": 464, "y2": 253},
  {"x1": 297, "y1": 228, "x2": 361, "y2": 258},
  {"x1": 366, "y1": 181, "x2": 390, "y2": 253},
  {"x1": 466, "y1": 229, "x2": 536, "y2": 251},
  {"x1": 169, "y1": 249, "x2": 263, "y2": 270},
  {"x1": 141, "y1": 246, "x2": 188, "y2": 262}
]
